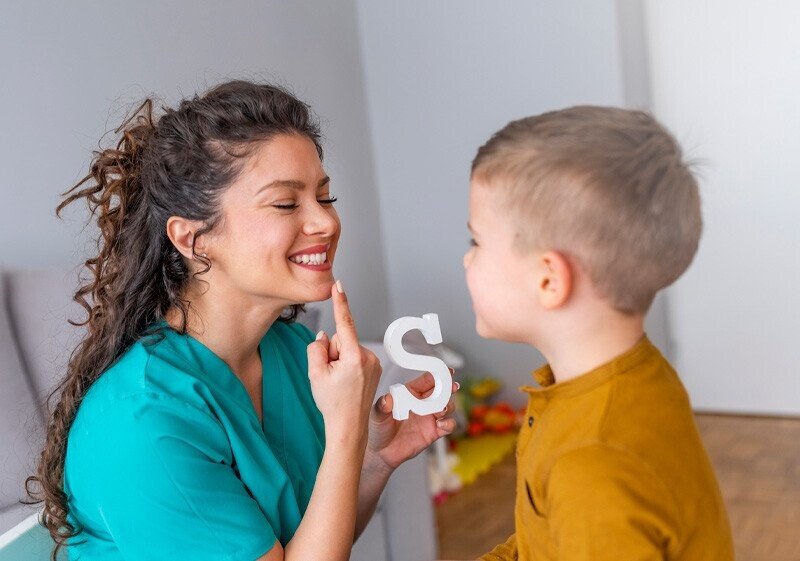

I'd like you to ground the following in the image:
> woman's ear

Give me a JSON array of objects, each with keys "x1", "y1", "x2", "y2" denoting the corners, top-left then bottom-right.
[
  {"x1": 536, "y1": 250, "x2": 573, "y2": 310},
  {"x1": 166, "y1": 216, "x2": 208, "y2": 260}
]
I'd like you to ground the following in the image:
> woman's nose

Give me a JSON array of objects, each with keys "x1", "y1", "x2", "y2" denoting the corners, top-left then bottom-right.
[
  {"x1": 463, "y1": 251, "x2": 472, "y2": 269},
  {"x1": 303, "y1": 204, "x2": 339, "y2": 237}
]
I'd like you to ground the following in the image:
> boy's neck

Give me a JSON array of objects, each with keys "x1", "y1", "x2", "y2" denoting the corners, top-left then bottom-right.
[{"x1": 538, "y1": 312, "x2": 645, "y2": 384}]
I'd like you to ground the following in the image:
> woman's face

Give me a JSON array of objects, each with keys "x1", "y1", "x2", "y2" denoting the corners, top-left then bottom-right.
[{"x1": 203, "y1": 133, "x2": 340, "y2": 306}]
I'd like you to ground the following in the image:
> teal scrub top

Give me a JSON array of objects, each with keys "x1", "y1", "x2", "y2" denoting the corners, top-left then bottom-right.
[{"x1": 63, "y1": 320, "x2": 325, "y2": 561}]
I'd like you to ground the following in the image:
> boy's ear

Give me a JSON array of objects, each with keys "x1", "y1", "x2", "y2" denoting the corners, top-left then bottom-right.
[
  {"x1": 537, "y1": 250, "x2": 573, "y2": 309},
  {"x1": 166, "y1": 216, "x2": 209, "y2": 261}
]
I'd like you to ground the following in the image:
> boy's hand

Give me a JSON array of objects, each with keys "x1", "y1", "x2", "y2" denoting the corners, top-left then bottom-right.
[{"x1": 365, "y1": 369, "x2": 460, "y2": 472}]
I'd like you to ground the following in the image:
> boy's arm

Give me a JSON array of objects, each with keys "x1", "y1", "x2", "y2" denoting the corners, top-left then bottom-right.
[
  {"x1": 546, "y1": 445, "x2": 680, "y2": 561},
  {"x1": 476, "y1": 533, "x2": 518, "y2": 561}
]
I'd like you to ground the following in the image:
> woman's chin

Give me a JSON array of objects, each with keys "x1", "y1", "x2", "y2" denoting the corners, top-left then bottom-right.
[{"x1": 303, "y1": 279, "x2": 336, "y2": 303}]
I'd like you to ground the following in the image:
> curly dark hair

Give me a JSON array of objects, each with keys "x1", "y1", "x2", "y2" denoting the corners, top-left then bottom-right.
[{"x1": 24, "y1": 80, "x2": 323, "y2": 559}]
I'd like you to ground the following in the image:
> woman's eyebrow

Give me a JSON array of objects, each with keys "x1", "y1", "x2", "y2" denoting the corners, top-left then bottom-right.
[{"x1": 257, "y1": 176, "x2": 330, "y2": 193}]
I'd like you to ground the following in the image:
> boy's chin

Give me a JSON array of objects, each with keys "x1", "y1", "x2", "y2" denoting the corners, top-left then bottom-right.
[
  {"x1": 475, "y1": 317, "x2": 503, "y2": 341},
  {"x1": 475, "y1": 317, "x2": 528, "y2": 344}
]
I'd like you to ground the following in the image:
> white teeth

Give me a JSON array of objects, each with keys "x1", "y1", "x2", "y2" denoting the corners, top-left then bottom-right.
[{"x1": 290, "y1": 252, "x2": 328, "y2": 265}]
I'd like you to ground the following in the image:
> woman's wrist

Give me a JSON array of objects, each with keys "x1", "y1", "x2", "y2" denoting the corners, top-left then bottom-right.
[
  {"x1": 325, "y1": 423, "x2": 368, "y2": 453},
  {"x1": 363, "y1": 445, "x2": 396, "y2": 479}
]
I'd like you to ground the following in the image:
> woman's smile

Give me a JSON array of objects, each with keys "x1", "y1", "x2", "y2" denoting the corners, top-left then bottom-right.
[{"x1": 288, "y1": 243, "x2": 333, "y2": 271}]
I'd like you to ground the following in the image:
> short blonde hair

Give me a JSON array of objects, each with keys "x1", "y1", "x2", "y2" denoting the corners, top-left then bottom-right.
[{"x1": 472, "y1": 106, "x2": 702, "y2": 314}]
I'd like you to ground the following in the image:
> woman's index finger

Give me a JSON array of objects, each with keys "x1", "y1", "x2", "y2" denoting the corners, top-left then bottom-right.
[{"x1": 331, "y1": 281, "x2": 359, "y2": 351}]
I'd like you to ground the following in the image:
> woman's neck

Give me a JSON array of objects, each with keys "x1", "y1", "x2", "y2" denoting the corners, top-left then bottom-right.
[{"x1": 166, "y1": 281, "x2": 287, "y2": 374}]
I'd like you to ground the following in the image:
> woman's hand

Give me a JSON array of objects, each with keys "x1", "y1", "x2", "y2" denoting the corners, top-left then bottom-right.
[
  {"x1": 307, "y1": 281, "x2": 382, "y2": 445},
  {"x1": 366, "y1": 370, "x2": 460, "y2": 473}
]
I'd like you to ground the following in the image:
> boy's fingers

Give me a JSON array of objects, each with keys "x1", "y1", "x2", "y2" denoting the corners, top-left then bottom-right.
[{"x1": 331, "y1": 281, "x2": 360, "y2": 353}]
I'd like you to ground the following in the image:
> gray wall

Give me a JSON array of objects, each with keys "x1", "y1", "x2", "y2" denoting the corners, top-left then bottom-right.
[
  {"x1": 0, "y1": 0, "x2": 390, "y2": 340},
  {"x1": 355, "y1": 0, "x2": 632, "y2": 404},
  {"x1": 643, "y1": 0, "x2": 800, "y2": 414},
  {"x1": 1, "y1": 2, "x2": 718, "y2": 410}
]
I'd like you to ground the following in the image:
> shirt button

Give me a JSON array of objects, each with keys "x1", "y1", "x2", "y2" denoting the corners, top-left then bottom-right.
[{"x1": 528, "y1": 416, "x2": 535, "y2": 427}]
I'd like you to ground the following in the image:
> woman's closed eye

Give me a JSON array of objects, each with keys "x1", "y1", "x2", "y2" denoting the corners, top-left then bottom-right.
[
  {"x1": 272, "y1": 196, "x2": 338, "y2": 210},
  {"x1": 469, "y1": 237, "x2": 478, "y2": 247}
]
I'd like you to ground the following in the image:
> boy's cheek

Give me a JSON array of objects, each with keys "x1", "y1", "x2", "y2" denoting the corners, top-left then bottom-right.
[
  {"x1": 466, "y1": 286, "x2": 494, "y2": 339},
  {"x1": 474, "y1": 315, "x2": 492, "y2": 339},
  {"x1": 463, "y1": 272, "x2": 484, "y2": 328}
]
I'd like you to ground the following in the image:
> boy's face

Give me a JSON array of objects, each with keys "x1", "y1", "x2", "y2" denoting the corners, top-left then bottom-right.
[{"x1": 464, "y1": 179, "x2": 539, "y2": 343}]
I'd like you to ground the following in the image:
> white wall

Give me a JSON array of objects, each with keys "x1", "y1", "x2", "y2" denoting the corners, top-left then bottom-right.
[
  {"x1": 0, "y1": 0, "x2": 390, "y2": 339},
  {"x1": 355, "y1": 1, "x2": 632, "y2": 404},
  {"x1": 644, "y1": 1, "x2": 800, "y2": 414}
]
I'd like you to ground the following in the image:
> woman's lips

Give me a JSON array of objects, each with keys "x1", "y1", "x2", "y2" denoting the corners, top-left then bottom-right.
[
  {"x1": 290, "y1": 260, "x2": 332, "y2": 271},
  {"x1": 288, "y1": 244, "x2": 329, "y2": 259},
  {"x1": 288, "y1": 244, "x2": 332, "y2": 271}
]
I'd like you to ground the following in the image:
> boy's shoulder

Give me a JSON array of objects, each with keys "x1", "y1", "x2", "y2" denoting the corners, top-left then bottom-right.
[
  {"x1": 516, "y1": 340, "x2": 733, "y2": 558},
  {"x1": 526, "y1": 339, "x2": 690, "y2": 453},
  {"x1": 523, "y1": 338, "x2": 720, "y2": 512}
]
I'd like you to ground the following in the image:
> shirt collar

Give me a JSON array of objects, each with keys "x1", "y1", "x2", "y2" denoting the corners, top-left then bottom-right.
[{"x1": 520, "y1": 335, "x2": 656, "y2": 415}]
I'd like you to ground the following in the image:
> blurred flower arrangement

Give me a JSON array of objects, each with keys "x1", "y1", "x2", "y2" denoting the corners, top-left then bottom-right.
[
  {"x1": 452, "y1": 376, "x2": 526, "y2": 437},
  {"x1": 430, "y1": 376, "x2": 527, "y2": 505}
]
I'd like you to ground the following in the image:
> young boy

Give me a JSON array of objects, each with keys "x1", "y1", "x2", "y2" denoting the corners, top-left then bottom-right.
[{"x1": 462, "y1": 107, "x2": 733, "y2": 560}]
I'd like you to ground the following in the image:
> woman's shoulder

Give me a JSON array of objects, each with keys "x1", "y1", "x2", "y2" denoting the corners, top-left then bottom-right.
[
  {"x1": 74, "y1": 332, "x2": 219, "y2": 426},
  {"x1": 67, "y1": 340, "x2": 227, "y2": 470}
]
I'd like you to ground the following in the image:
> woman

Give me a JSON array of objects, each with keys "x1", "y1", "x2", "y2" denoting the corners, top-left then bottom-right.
[{"x1": 27, "y1": 80, "x2": 457, "y2": 561}]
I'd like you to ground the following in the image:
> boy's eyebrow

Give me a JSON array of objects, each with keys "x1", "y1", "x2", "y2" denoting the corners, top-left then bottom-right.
[
  {"x1": 467, "y1": 222, "x2": 475, "y2": 232},
  {"x1": 258, "y1": 176, "x2": 330, "y2": 193}
]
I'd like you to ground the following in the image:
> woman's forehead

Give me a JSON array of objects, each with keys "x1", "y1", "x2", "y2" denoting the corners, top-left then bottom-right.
[{"x1": 238, "y1": 135, "x2": 326, "y2": 193}]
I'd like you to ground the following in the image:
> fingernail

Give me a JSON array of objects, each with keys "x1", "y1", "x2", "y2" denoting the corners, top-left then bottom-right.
[
  {"x1": 436, "y1": 418, "x2": 448, "y2": 428},
  {"x1": 455, "y1": 381, "x2": 461, "y2": 390},
  {"x1": 335, "y1": 279, "x2": 344, "y2": 294},
  {"x1": 316, "y1": 330, "x2": 325, "y2": 341}
]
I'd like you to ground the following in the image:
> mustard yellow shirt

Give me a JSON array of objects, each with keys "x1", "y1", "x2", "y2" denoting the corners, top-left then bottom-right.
[{"x1": 479, "y1": 337, "x2": 733, "y2": 561}]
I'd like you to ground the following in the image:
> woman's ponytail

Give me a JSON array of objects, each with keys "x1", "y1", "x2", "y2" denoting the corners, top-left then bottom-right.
[{"x1": 26, "y1": 99, "x2": 160, "y2": 559}]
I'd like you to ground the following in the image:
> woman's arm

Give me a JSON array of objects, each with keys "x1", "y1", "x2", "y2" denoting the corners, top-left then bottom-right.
[
  {"x1": 353, "y1": 447, "x2": 395, "y2": 539},
  {"x1": 257, "y1": 436, "x2": 365, "y2": 561},
  {"x1": 283, "y1": 431, "x2": 368, "y2": 560},
  {"x1": 259, "y1": 282, "x2": 380, "y2": 561},
  {"x1": 351, "y1": 373, "x2": 459, "y2": 542}
]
